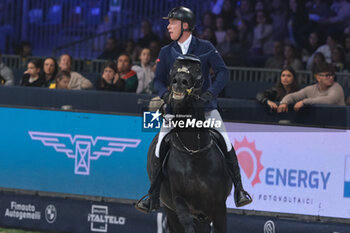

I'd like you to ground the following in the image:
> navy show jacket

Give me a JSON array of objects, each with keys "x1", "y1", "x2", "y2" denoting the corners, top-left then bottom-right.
[{"x1": 154, "y1": 36, "x2": 229, "y2": 111}]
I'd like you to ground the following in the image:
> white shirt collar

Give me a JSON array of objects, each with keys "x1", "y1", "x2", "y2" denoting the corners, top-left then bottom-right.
[{"x1": 177, "y1": 34, "x2": 192, "y2": 54}]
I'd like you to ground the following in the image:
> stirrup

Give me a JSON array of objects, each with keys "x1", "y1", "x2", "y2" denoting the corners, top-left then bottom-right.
[
  {"x1": 235, "y1": 190, "x2": 253, "y2": 207},
  {"x1": 135, "y1": 194, "x2": 152, "y2": 214},
  {"x1": 135, "y1": 194, "x2": 160, "y2": 214}
]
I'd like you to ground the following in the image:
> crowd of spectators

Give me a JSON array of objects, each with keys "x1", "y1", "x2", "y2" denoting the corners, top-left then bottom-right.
[
  {"x1": 1, "y1": 0, "x2": 350, "y2": 107},
  {"x1": 201, "y1": 0, "x2": 350, "y2": 72}
]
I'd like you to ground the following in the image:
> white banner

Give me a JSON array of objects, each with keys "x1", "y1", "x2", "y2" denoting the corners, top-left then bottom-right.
[{"x1": 225, "y1": 122, "x2": 350, "y2": 219}]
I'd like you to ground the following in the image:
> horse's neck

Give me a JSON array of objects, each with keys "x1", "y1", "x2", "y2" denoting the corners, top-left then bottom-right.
[{"x1": 176, "y1": 127, "x2": 210, "y2": 151}]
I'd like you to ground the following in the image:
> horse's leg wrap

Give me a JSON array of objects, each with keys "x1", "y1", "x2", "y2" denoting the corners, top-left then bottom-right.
[{"x1": 225, "y1": 147, "x2": 253, "y2": 207}]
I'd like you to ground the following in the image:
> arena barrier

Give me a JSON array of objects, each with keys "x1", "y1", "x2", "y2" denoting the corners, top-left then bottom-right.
[
  {"x1": 0, "y1": 87, "x2": 349, "y2": 232},
  {"x1": 0, "y1": 191, "x2": 350, "y2": 233}
]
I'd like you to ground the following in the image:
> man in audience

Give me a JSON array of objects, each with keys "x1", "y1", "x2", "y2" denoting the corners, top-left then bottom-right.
[
  {"x1": 117, "y1": 53, "x2": 138, "y2": 92},
  {"x1": 277, "y1": 63, "x2": 345, "y2": 113},
  {"x1": 264, "y1": 41, "x2": 284, "y2": 69},
  {"x1": 98, "y1": 37, "x2": 121, "y2": 60},
  {"x1": 58, "y1": 54, "x2": 93, "y2": 90},
  {"x1": 0, "y1": 50, "x2": 14, "y2": 85}
]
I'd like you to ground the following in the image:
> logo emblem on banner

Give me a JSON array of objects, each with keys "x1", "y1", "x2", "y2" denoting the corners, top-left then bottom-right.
[
  {"x1": 234, "y1": 137, "x2": 264, "y2": 187},
  {"x1": 344, "y1": 155, "x2": 350, "y2": 198},
  {"x1": 45, "y1": 204, "x2": 57, "y2": 223},
  {"x1": 29, "y1": 131, "x2": 141, "y2": 175},
  {"x1": 88, "y1": 205, "x2": 126, "y2": 232},
  {"x1": 264, "y1": 220, "x2": 275, "y2": 233}
]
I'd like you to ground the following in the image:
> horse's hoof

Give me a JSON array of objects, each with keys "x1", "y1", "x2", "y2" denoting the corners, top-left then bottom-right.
[{"x1": 234, "y1": 190, "x2": 253, "y2": 207}]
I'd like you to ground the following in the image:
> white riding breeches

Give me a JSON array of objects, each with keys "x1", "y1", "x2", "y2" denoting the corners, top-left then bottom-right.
[{"x1": 155, "y1": 109, "x2": 232, "y2": 157}]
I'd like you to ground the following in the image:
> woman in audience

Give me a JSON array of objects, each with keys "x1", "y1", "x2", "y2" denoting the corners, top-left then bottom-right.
[
  {"x1": 256, "y1": 66, "x2": 299, "y2": 110},
  {"x1": 20, "y1": 59, "x2": 45, "y2": 87},
  {"x1": 132, "y1": 47, "x2": 155, "y2": 94},
  {"x1": 42, "y1": 57, "x2": 59, "y2": 87},
  {"x1": 283, "y1": 44, "x2": 304, "y2": 71},
  {"x1": 331, "y1": 46, "x2": 346, "y2": 72},
  {"x1": 309, "y1": 52, "x2": 326, "y2": 72},
  {"x1": 96, "y1": 60, "x2": 124, "y2": 91}
]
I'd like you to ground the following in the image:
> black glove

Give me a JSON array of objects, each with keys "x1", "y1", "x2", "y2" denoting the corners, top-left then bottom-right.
[
  {"x1": 200, "y1": 91, "x2": 213, "y2": 103},
  {"x1": 162, "y1": 91, "x2": 171, "y2": 104}
]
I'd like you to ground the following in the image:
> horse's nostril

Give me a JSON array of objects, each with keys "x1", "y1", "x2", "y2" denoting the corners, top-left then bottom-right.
[
  {"x1": 172, "y1": 79, "x2": 177, "y2": 84},
  {"x1": 182, "y1": 79, "x2": 188, "y2": 86}
]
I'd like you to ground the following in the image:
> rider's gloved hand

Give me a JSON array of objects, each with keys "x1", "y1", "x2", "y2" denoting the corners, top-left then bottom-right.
[
  {"x1": 162, "y1": 91, "x2": 171, "y2": 104},
  {"x1": 200, "y1": 91, "x2": 213, "y2": 103}
]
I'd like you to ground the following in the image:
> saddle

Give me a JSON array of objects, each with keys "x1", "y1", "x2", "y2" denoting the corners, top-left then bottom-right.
[{"x1": 159, "y1": 129, "x2": 227, "y2": 175}]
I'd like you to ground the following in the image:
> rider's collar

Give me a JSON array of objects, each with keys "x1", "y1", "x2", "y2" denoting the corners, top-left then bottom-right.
[{"x1": 177, "y1": 34, "x2": 192, "y2": 54}]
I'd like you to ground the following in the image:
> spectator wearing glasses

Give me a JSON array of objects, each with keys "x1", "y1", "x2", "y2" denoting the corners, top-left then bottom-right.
[{"x1": 277, "y1": 62, "x2": 345, "y2": 113}]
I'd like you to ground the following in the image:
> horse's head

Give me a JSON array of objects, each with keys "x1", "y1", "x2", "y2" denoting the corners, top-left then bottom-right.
[{"x1": 168, "y1": 55, "x2": 202, "y2": 111}]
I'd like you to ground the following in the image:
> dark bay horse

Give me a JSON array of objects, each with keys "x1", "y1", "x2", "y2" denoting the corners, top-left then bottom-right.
[{"x1": 147, "y1": 56, "x2": 232, "y2": 233}]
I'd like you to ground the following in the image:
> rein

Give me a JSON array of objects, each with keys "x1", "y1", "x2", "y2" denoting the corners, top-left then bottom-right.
[{"x1": 173, "y1": 132, "x2": 213, "y2": 155}]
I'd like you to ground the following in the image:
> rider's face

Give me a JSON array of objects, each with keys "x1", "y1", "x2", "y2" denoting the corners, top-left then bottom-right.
[{"x1": 167, "y1": 19, "x2": 182, "y2": 41}]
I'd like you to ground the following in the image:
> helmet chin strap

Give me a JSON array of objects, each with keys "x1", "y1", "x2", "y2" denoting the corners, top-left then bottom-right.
[{"x1": 175, "y1": 22, "x2": 191, "y2": 42}]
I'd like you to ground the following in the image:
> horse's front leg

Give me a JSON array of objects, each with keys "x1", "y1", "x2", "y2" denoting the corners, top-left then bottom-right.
[
  {"x1": 212, "y1": 204, "x2": 227, "y2": 233},
  {"x1": 174, "y1": 196, "x2": 195, "y2": 233}
]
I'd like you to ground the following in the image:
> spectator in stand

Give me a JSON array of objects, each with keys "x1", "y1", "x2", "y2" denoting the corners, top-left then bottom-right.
[
  {"x1": 149, "y1": 40, "x2": 161, "y2": 62},
  {"x1": 319, "y1": 0, "x2": 350, "y2": 33},
  {"x1": 287, "y1": 0, "x2": 310, "y2": 49},
  {"x1": 0, "y1": 50, "x2": 14, "y2": 86},
  {"x1": 278, "y1": 62, "x2": 345, "y2": 113},
  {"x1": 196, "y1": 12, "x2": 216, "y2": 36},
  {"x1": 137, "y1": 20, "x2": 159, "y2": 48},
  {"x1": 217, "y1": 27, "x2": 244, "y2": 66},
  {"x1": 20, "y1": 59, "x2": 45, "y2": 87},
  {"x1": 264, "y1": 41, "x2": 284, "y2": 69},
  {"x1": 331, "y1": 46, "x2": 347, "y2": 72},
  {"x1": 96, "y1": 60, "x2": 124, "y2": 91},
  {"x1": 216, "y1": 0, "x2": 236, "y2": 27},
  {"x1": 344, "y1": 36, "x2": 350, "y2": 69},
  {"x1": 308, "y1": 52, "x2": 326, "y2": 73},
  {"x1": 98, "y1": 37, "x2": 121, "y2": 60},
  {"x1": 58, "y1": 54, "x2": 93, "y2": 90},
  {"x1": 214, "y1": 15, "x2": 227, "y2": 44},
  {"x1": 251, "y1": 10, "x2": 274, "y2": 56},
  {"x1": 306, "y1": 0, "x2": 332, "y2": 22},
  {"x1": 301, "y1": 32, "x2": 321, "y2": 65},
  {"x1": 256, "y1": 66, "x2": 300, "y2": 110},
  {"x1": 306, "y1": 34, "x2": 340, "y2": 69},
  {"x1": 200, "y1": 27, "x2": 218, "y2": 46},
  {"x1": 17, "y1": 41, "x2": 32, "y2": 58},
  {"x1": 42, "y1": 57, "x2": 59, "y2": 88},
  {"x1": 49, "y1": 70, "x2": 71, "y2": 89},
  {"x1": 283, "y1": 44, "x2": 304, "y2": 70},
  {"x1": 160, "y1": 29, "x2": 172, "y2": 47},
  {"x1": 117, "y1": 53, "x2": 138, "y2": 92},
  {"x1": 270, "y1": 0, "x2": 288, "y2": 40},
  {"x1": 234, "y1": 0, "x2": 255, "y2": 27},
  {"x1": 132, "y1": 48, "x2": 155, "y2": 94},
  {"x1": 122, "y1": 39, "x2": 138, "y2": 62},
  {"x1": 235, "y1": 19, "x2": 253, "y2": 51}
]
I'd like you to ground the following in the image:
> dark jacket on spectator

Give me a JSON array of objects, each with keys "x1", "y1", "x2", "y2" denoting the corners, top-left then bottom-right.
[
  {"x1": 20, "y1": 73, "x2": 45, "y2": 87},
  {"x1": 96, "y1": 77, "x2": 125, "y2": 91}
]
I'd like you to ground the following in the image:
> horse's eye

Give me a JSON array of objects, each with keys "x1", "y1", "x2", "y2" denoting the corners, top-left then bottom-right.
[{"x1": 182, "y1": 79, "x2": 188, "y2": 86}]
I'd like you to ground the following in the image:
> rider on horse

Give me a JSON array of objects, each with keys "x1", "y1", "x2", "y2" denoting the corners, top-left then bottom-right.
[{"x1": 135, "y1": 6, "x2": 252, "y2": 213}]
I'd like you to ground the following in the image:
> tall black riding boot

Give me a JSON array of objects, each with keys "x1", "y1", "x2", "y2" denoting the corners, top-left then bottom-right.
[
  {"x1": 135, "y1": 156, "x2": 163, "y2": 213},
  {"x1": 225, "y1": 147, "x2": 252, "y2": 207}
]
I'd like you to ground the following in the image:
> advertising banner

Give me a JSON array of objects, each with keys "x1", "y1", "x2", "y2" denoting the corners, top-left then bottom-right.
[
  {"x1": 0, "y1": 192, "x2": 349, "y2": 233},
  {"x1": 225, "y1": 122, "x2": 350, "y2": 219},
  {"x1": 0, "y1": 107, "x2": 155, "y2": 199}
]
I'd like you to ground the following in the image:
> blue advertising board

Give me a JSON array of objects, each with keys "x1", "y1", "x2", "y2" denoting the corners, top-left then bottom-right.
[{"x1": 0, "y1": 107, "x2": 155, "y2": 199}]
